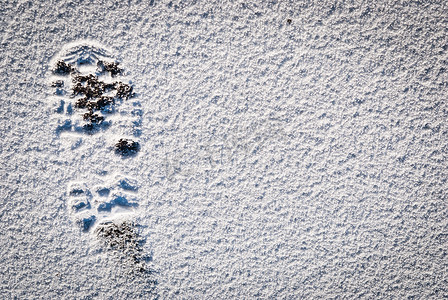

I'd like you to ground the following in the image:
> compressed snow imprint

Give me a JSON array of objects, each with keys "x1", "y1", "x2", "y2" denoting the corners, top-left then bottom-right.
[
  {"x1": 49, "y1": 42, "x2": 144, "y2": 235},
  {"x1": 49, "y1": 42, "x2": 150, "y2": 274},
  {"x1": 67, "y1": 177, "x2": 152, "y2": 274},
  {"x1": 48, "y1": 42, "x2": 143, "y2": 144},
  {"x1": 67, "y1": 175, "x2": 139, "y2": 232}
]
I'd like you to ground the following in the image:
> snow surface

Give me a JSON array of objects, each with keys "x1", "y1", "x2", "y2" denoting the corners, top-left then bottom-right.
[{"x1": 1, "y1": 0, "x2": 448, "y2": 298}]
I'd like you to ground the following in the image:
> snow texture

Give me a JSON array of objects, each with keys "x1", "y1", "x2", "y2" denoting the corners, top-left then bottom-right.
[{"x1": 1, "y1": 0, "x2": 448, "y2": 299}]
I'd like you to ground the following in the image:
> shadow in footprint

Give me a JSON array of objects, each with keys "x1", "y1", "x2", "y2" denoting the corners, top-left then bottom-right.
[
  {"x1": 56, "y1": 119, "x2": 73, "y2": 135},
  {"x1": 72, "y1": 200, "x2": 91, "y2": 211},
  {"x1": 119, "y1": 179, "x2": 138, "y2": 192},
  {"x1": 79, "y1": 215, "x2": 96, "y2": 232},
  {"x1": 82, "y1": 120, "x2": 111, "y2": 134},
  {"x1": 97, "y1": 196, "x2": 139, "y2": 212},
  {"x1": 70, "y1": 188, "x2": 86, "y2": 196},
  {"x1": 97, "y1": 187, "x2": 110, "y2": 197},
  {"x1": 55, "y1": 119, "x2": 111, "y2": 136}
]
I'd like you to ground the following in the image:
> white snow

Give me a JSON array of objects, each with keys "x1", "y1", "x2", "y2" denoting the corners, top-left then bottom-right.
[{"x1": 1, "y1": 1, "x2": 448, "y2": 298}]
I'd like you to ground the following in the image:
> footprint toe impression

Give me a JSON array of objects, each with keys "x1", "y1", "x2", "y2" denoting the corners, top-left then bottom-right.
[{"x1": 49, "y1": 42, "x2": 140, "y2": 143}]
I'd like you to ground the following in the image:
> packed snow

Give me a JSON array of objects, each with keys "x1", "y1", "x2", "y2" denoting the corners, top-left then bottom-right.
[{"x1": 1, "y1": 1, "x2": 448, "y2": 298}]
